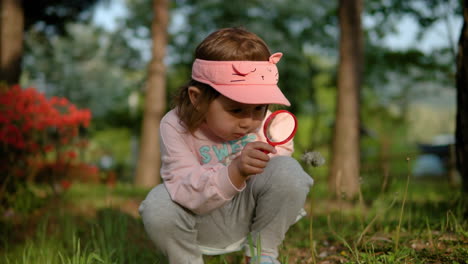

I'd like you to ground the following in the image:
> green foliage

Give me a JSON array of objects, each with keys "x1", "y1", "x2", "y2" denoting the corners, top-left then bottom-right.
[
  {"x1": 118, "y1": 0, "x2": 461, "y2": 118},
  {"x1": 123, "y1": 0, "x2": 339, "y2": 113},
  {"x1": 84, "y1": 127, "x2": 138, "y2": 182},
  {"x1": 365, "y1": 0, "x2": 461, "y2": 39},
  {"x1": 23, "y1": 23, "x2": 145, "y2": 121},
  {"x1": 64, "y1": 182, "x2": 148, "y2": 203},
  {"x1": 361, "y1": 0, "x2": 459, "y2": 127},
  {"x1": 6, "y1": 184, "x2": 47, "y2": 215},
  {"x1": 88, "y1": 129, "x2": 132, "y2": 165},
  {"x1": 21, "y1": 0, "x2": 460, "y2": 120}
]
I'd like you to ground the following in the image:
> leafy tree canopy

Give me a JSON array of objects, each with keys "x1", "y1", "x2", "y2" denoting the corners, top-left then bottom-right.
[
  {"x1": 23, "y1": 23, "x2": 145, "y2": 123},
  {"x1": 22, "y1": 0, "x2": 461, "y2": 126},
  {"x1": 119, "y1": 0, "x2": 460, "y2": 115}
]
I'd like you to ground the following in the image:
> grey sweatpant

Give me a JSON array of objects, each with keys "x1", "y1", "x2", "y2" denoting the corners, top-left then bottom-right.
[{"x1": 139, "y1": 156, "x2": 313, "y2": 264}]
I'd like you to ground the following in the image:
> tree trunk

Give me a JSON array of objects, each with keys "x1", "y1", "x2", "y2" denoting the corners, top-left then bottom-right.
[
  {"x1": 0, "y1": 0, "x2": 24, "y2": 85},
  {"x1": 455, "y1": 0, "x2": 468, "y2": 194},
  {"x1": 329, "y1": 0, "x2": 363, "y2": 199},
  {"x1": 135, "y1": 0, "x2": 169, "y2": 187}
]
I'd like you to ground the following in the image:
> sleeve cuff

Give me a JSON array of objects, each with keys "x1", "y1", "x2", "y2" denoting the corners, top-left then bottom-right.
[{"x1": 216, "y1": 166, "x2": 245, "y2": 200}]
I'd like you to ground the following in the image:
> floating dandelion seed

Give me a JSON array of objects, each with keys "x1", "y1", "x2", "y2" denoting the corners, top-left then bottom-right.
[{"x1": 301, "y1": 151, "x2": 326, "y2": 167}]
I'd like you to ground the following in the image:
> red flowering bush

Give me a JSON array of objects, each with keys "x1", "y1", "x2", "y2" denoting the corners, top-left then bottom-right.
[
  {"x1": 0, "y1": 85, "x2": 92, "y2": 205},
  {"x1": 0, "y1": 85, "x2": 91, "y2": 151}
]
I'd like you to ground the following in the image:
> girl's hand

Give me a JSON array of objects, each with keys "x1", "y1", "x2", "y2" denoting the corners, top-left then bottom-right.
[{"x1": 229, "y1": 141, "x2": 276, "y2": 178}]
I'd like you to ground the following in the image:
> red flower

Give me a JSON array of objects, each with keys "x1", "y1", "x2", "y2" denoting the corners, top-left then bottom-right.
[
  {"x1": 1, "y1": 85, "x2": 93, "y2": 182},
  {"x1": 86, "y1": 165, "x2": 99, "y2": 175},
  {"x1": 60, "y1": 180, "x2": 72, "y2": 190},
  {"x1": 44, "y1": 145, "x2": 54, "y2": 152},
  {"x1": 66, "y1": 150, "x2": 77, "y2": 159}
]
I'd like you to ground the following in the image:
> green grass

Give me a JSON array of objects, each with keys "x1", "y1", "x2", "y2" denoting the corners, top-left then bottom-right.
[
  {"x1": 1, "y1": 177, "x2": 467, "y2": 264},
  {"x1": 1, "y1": 183, "x2": 165, "y2": 264}
]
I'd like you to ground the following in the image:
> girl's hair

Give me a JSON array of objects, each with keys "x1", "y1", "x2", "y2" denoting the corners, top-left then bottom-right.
[{"x1": 174, "y1": 27, "x2": 271, "y2": 133}]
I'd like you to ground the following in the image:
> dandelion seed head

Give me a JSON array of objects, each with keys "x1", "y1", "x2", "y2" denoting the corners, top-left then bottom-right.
[{"x1": 301, "y1": 151, "x2": 326, "y2": 167}]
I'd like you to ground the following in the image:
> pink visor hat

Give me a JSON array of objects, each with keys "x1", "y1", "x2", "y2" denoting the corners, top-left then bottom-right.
[{"x1": 191, "y1": 52, "x2": 290, "y2": 106}]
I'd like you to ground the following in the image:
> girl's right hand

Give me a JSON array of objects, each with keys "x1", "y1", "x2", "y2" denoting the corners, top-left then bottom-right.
[{"x1": 229, "y1": 141, "x2": 276, "y2": 178}]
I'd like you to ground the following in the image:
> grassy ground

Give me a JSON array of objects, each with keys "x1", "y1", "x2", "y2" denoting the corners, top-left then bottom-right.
[{"x1": 1, "y1": 173, "x2": 467, "y2": 264}]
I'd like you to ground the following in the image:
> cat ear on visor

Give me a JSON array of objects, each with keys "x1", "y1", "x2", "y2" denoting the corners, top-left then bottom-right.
[{"x1": 269, "y1": 52, "x2": 282, "y2": 64}]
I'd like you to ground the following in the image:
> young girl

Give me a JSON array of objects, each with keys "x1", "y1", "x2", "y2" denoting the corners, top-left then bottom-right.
[{"x1": 139, "y1": 27, "x2": 313, "y2": 264}]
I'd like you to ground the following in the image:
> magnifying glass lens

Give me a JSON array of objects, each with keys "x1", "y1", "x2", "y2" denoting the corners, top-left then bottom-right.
[{"x1": 265, "y1": 111, "x2": 297, "y2": 144}]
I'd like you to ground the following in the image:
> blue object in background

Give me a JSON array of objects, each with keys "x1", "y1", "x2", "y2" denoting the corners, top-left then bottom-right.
[{"x1": 412, "y1": 154, "x2": 445, "y2": 177}]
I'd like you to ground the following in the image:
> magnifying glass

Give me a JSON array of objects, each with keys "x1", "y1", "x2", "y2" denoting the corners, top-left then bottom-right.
[{"x1": 263, "y1": 110, "x2": 298, "y2": 152}]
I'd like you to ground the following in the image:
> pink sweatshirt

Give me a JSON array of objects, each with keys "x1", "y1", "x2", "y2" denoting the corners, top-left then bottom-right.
[{"x1": 159, "y1": 109, "x2": 294, "y2": 215}]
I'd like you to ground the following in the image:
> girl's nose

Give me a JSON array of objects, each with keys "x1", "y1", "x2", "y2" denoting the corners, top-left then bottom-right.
[
  {"x1": 239, "y1": 112, "x2": 254, "y2": 128},
  {"x1": 239, "y1": 117, "x2": 253, "y2": 128}
]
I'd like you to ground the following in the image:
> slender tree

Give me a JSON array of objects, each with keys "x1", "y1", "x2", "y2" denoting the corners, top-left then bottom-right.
[
  {"x1": 329, "y1": 0, "x2": 363, "y2": 198},
  {"x1": 0, "y1": 0, "x2": 24, "y2": 85},
  {"x1": 455, "y1": 0, "x2": 468, "y2": 194},
  {"x1": 135, "y1": 0, "x2": 169, "y2": 187}
]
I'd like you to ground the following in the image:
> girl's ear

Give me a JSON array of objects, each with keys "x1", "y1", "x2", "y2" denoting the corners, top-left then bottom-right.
[{"x1": 188, "y1": 86, "x2": 201, "y2": 109}]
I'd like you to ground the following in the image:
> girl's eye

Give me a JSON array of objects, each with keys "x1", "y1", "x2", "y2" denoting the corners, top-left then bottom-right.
[
  {"x1": 255, "y1": 105, "x2": 266, "y2": 111},
  {"x1": 230, "y1": 109, "x2": 242, "y2": 114}
]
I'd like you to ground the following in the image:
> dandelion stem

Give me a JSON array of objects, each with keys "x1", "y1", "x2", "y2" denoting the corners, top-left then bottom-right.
[{"x1": 395, "y1": 157, "x2": 411, "y2": 250}]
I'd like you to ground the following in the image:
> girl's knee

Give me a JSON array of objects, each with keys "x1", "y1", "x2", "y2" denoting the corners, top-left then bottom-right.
[
  {"x1": 267, "y1": 156, "x2": 313, "y2": 188},
  {"x1": 140, "y1": 199, "x2": 175, "y2": 234},
  {"x1": 140, "y1": 186, "x2": 195, "y2": 234}
]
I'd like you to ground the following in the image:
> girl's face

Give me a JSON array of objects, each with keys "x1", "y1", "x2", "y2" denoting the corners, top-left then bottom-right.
[
  {"x1": 188, "y1": 86, "x2": 267, "y2": 141},
  {"x1": 205, "y1": 95, "x2": 267, "y2": 141}
]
